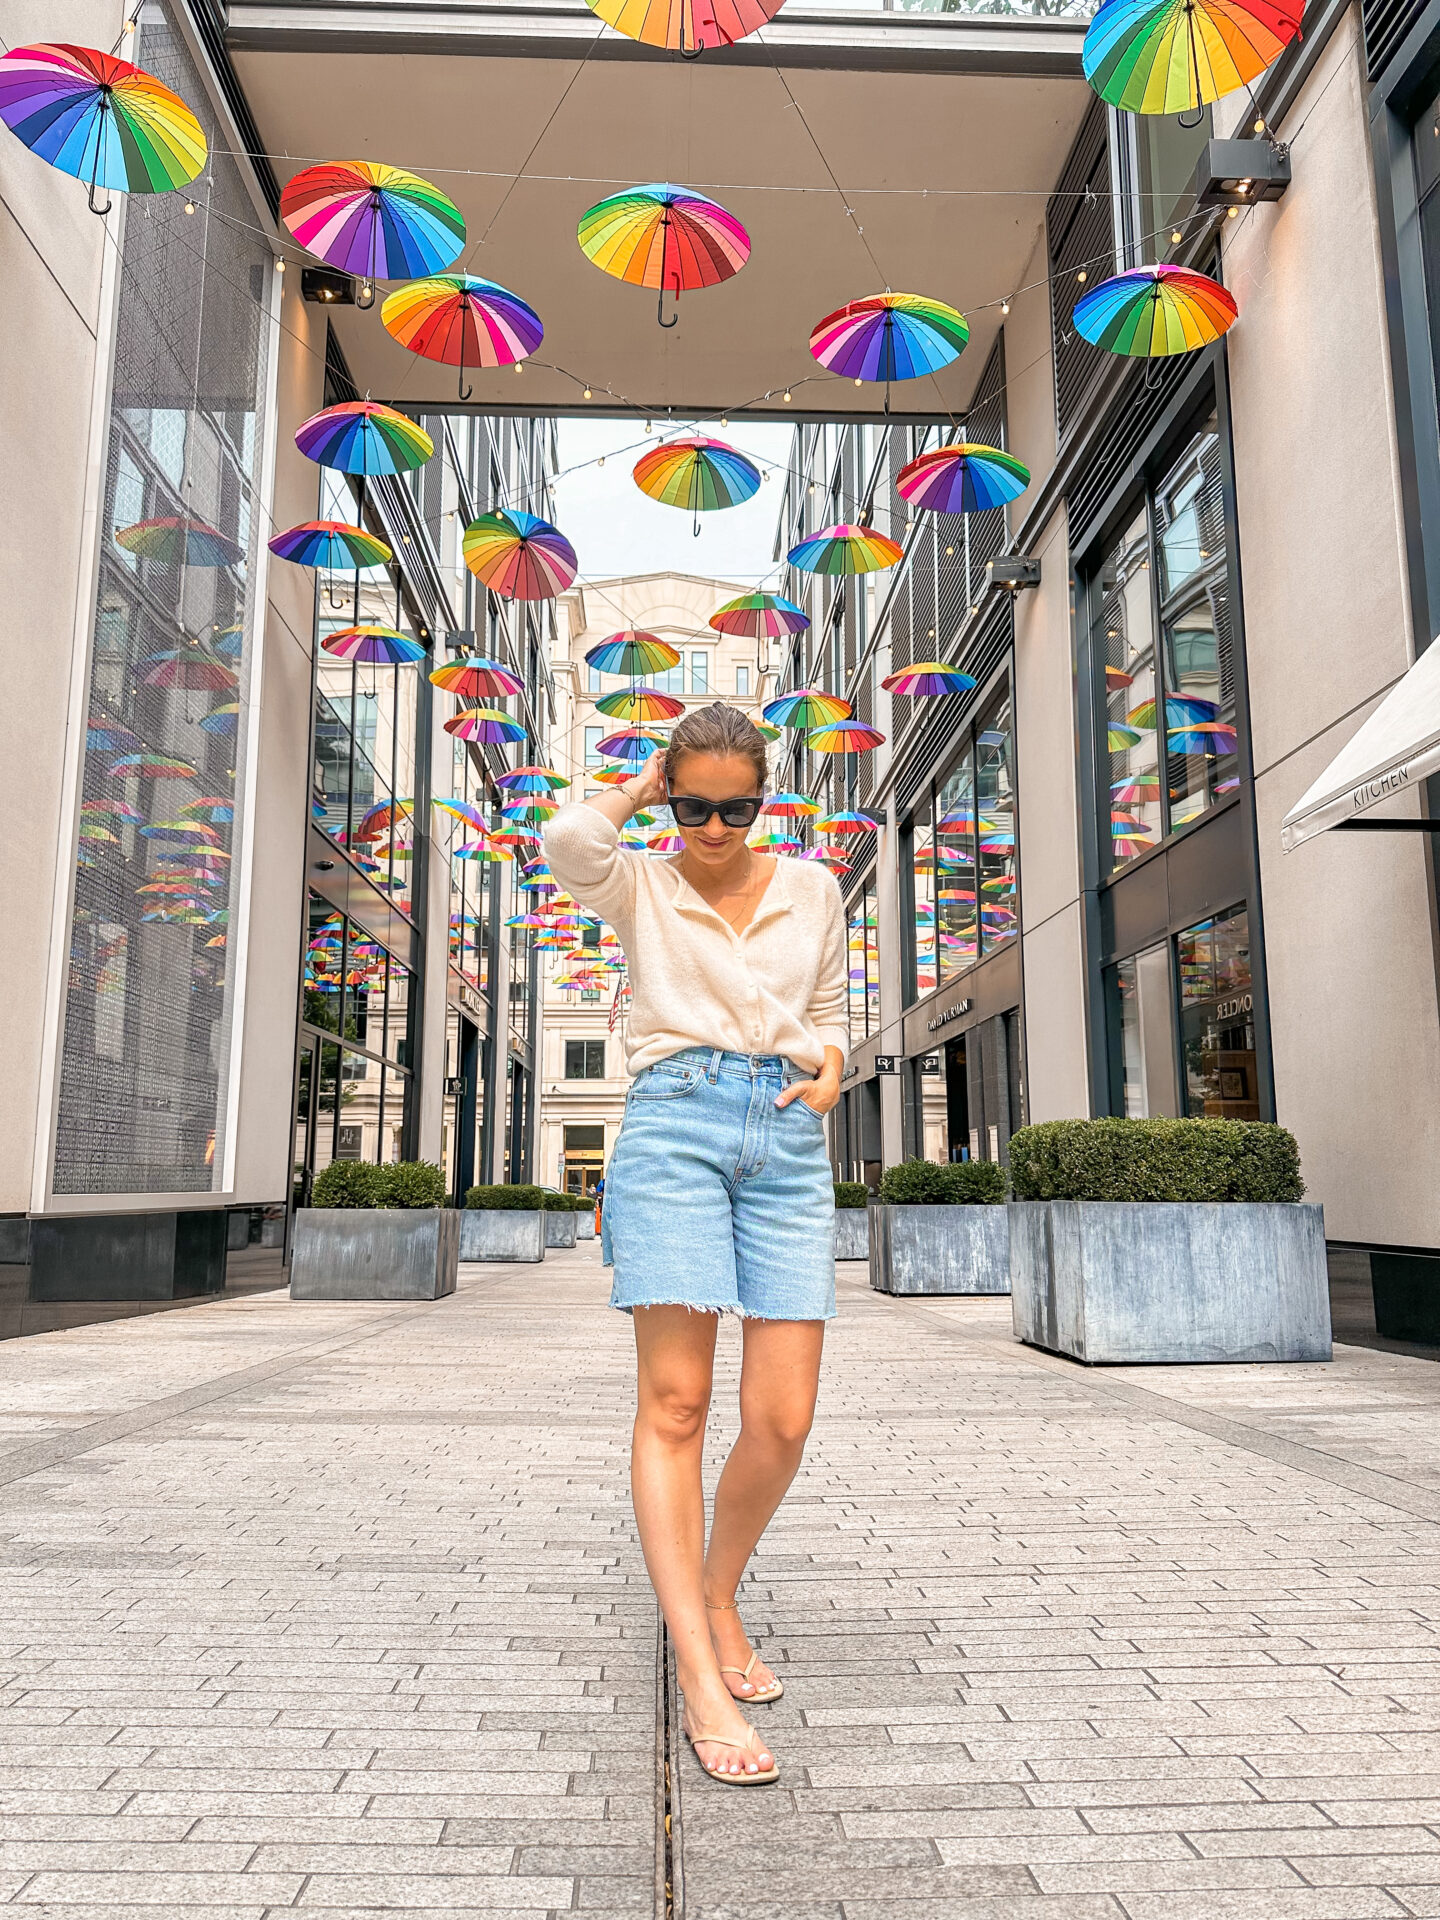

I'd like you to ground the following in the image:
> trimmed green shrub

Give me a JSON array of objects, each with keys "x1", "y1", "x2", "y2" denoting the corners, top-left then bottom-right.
[
  {"x1": 382, "y1": 1160, "x2": 446, "y2": 1209},
  {"x1": 1007, "y1": 1118, "x2": 1305, "y2": 1203},
  {"x1": 834, "y1": 1181, "x2": 871, "y2": 1209},
  {"x1": 878, "y1": 1158, "x2": 1007, "y2": 1206},
  {"x1": 538, "y1": 1188, "x2": 573, "y2": 1211},
  {"x1": 311, "y1": 1160, "x2": 386, "y2": 1209},
  {"x1": 464, "y1": 1183, "x2": 545, "y2": 1211}
]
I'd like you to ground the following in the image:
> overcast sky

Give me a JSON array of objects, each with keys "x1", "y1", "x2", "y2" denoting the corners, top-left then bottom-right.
[{"x1": 553, "y1": 417, "x2": 796, "y2": 586}]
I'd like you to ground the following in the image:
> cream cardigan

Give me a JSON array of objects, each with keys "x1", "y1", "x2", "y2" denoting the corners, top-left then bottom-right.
[{"x1": 543, "y1": 804, "x2": 850, "y2": 1076}]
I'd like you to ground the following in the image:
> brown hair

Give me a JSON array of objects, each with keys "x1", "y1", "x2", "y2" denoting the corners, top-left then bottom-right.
[{"x1": 664, "y1": 700, "x2": 768, "y2": 793}]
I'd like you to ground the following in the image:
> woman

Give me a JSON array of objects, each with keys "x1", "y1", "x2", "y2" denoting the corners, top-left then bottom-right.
[{"x1": 544, "y1": 702, "x2": 847, "y2": 1787}]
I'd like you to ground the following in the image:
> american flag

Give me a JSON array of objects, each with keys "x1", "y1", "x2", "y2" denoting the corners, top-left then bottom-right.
[{"x1": 608, "y1": 977, "x2": 632, "y2": 1032}]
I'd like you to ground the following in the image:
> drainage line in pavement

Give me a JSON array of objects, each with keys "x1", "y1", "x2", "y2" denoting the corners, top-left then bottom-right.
[{"x1": 655, "y1": 1612, "x2": 683, "y2": 1920}]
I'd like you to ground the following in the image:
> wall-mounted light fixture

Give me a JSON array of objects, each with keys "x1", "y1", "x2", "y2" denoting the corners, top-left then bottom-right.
[
  {"x1": 1193, "y1": 138, "x2": 1291, "y2": 210},
  {"x1": 987, "y1": 555, "x2": 1042, "y2": 593},
  {"x1": 301, "y1": 267, "x2": 355, "y2": 306}
]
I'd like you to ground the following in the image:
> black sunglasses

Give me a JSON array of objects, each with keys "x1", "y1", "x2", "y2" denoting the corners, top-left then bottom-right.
[{"x1": 670, "y1": 794, "x2": 765, "y2": 829}]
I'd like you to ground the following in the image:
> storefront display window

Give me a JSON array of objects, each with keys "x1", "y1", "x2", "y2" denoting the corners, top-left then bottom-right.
[
  {"x1": 977, "y1": 697, "x2": 1017, "y2": 954},
  {"x1": 910, "y1": 789, "x2": 938, "y2": 999},
  {"x1": 1110, "y1": 942, "x2": 1179, "y2": 1117},
  {"x1": 1176, "y1": 906, "x2": 1258, "y2": 1119},
  {"x1": 935, "y1": 750, "x2": 977, "y2": 978},
  {"x1": 847, "y1": 873, "x2": 880, "y2": 1047}
]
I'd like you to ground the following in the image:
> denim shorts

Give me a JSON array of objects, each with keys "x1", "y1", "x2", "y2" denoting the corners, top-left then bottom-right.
[{"x1": 602, "y1": 1048, "x2": 837, "y2": 1321}]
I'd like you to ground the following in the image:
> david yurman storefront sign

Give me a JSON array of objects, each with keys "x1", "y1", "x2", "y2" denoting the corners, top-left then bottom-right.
[{"x1": 928, "y1": 1000, "x2": 972, "y2": 1032}]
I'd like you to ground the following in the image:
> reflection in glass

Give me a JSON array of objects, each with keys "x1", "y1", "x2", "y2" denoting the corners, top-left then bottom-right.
[
  {"x1": 911, "y1": 790, "x2": 937, "y2": 999},
  {"x1": 936, "y1": 750, "x2": 977, "y2": 979},
  {"x1": 977, "y1": 698, "x2": 1016, "y2": 954},
  {"x1": 1176, "y1": 906, "x2": 1257, "y2": 1119},
  {"x1": 1156, "y1": 415, "x2": 1238, "y2": 827},
  {"x1": 1101, "y1": 507, "x2": 1161, "y2": 870},
  {"x1": 847, "y1": 874, "x2": 880, "y2": 1047}
]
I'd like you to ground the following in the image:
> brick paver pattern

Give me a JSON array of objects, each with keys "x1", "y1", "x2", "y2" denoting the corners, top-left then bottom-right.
[{"x1": 2, "y1": 1248, "x2": 1440, "y2": 1919}]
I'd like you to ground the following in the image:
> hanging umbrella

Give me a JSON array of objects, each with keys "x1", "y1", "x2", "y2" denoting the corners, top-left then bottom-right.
[
  {"x1": 455, "y1": 840, "x2": 513, "y2": 862},
  {"x1": 787, "y1": 525, "x2": 902, "y2": 575},
  {"x1": 633, "y1": 437, "x2": 760, "y2": 535},
  {"x1": 816, "y1": 810, "x2": 881, "y2": 833},
  {"x1": 279, "y1": 160, "x2": 465, "y2": 305},
  {"x1": 115, "y1": 517, "x2": 243, "y2": 567},
  {"x1": 647, "y1": 832, "x2": 686, "y2": 854},
  {"x1": 432, "y1": 797, "x2": 488, "y2": 830},
  {"x1": 200, "y1": 702, "x2": 239, "y2": 734},
  {"x1": 86, "y1": 723, "x2": 139, "y2": 752},
  {"x1": 749, "y1": 830, "x2": 801, "y2": 851},
  {"x1": 1168, "y1": 722, "x2": 1239, "y2": 753},
  {"x1": 462, "y1": 510, "x2": 577, "y2": 600},
  {"x1": 762, "y1": 689, "x2": 852, "y2": 728},
  {"x1": 501, "y1": 799, "x2": 558, "y2": 823},
  {"x1": 1108, "y1": 723, "x2": 1145, "y2": 750},
  {"x1": 444, "y1": 707, "x2": 527, "y2": 744},
  {"x1": 753, "y1": 720, "x2": 783, "y2": 742},
  {"x1": 596, "y1": 727, "x2": 668, "y2": 764},
  {"x1": 79, "y1": 823, "x2": 120, "y2": 844},
  {"x1": 763, "y1": 792, "x2": 820, "y2": 817},
  {"x1": 709, "y1": 592, "x2": 809, "y2": 639},
  {"x1": 83, "y1": 798, "x2": 143, "y2": 821},
  {"x1": 180, "y1": 797, "x2": 234, "y2": 823},
  {"x1": 595, "y1": 685, "x2": 686, "y2": 723},
  {"x1": 584, "y1": 632, "x2": 681, "y2": 676},
  {"x1": 1112, "y1": 822, "x2": 1157, "y2": 856},
  {"x1": 1127, "y1": 694, "x2": 1221, "y2": 727},
  {"x1": 268, "y1": 521, "x2": 392, "y2": 569},
  {"x1": 141, "y1": 652, "x2": 238, "y2": 692},
  {"x1": 809, "y1": 292, "x2": 970, "y2": 408},
  {"x1": 578, "y1": 183, "x2": 749, "y2": 328},
  {"x1": 382, "y1": 275, "x2": 544, "y2": 400},
  {"x1": 882, "y1": 661, "x2": 978, "y2": 697},
  {"x1": 356, "y1": 799, "x2": 413, "y2": 840},
  {"x1": 582, "y1": 0, "x2": 784, "y2": 53},
  {"x1": 497, "y1": 766, "x2": 570, "y2": 792},
  {"x1": 109, "y1": 753, "x2": 197, "y2": 779},
  {"x1": 296, "y1": 400, "x2": 434, "y2": 475},
  {"x1": 429, "y1": 656, "x2": 524, "y2": 699},
  {"x1": 1073, "y1": 266, "x2": 1238, "y2": 357},
  {"x1": 0, "y1": 43, "x2": 207, "y2": 215},
  {"x1": 1106, "y1": 665, "x2": 1135, "y2": 690},
  {"x1": 896, "y1": 444, "x2": 1031, "y2": 514},
  {"x1": 321, "y1": 625, "x2": 426, "y2": 664},
  {"x1": 1111, "y1": 771, "x2": 1162, "y2": 802},
  {"x1": 806, "y1": 723, "x2": 886, "y2": 753},
  {"x1": 491, "y1": 827, "x2": 544, "y2": 848},
  {"x1": 1082, "y1": 0, "x2": 1300, "y2": 115}
]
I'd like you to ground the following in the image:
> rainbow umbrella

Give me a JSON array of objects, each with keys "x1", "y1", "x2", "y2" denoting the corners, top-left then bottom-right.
[
  {"x1": 1108, "y1": 723, "x2": 1144, "y2": 750},
  {"x1": 116, "y1": 517, "x2": 242, "y2": 567},
  {"x1": 109, "y1": 753, "x2": 196, "y2": 778},
  {"x1": 1082, "y1": 0, "x2": 1299, "y2": 113},
  {"x1": 787, "y1": 524, "x2": 902, "y2": 576},
  {"x1": 1168, "y1": 722, "x2": 1239, "y2": 753},
  {"x1": 1127, "y1": 694, "x2": 1221, "y2": 728},
  {"x1": 180, "y1": 797, "x2": 234, "y2": 823},
  {"x1": 754, "y1": 720, "x2": 783, "y2": 742},
  {"x1": 432, "y1": 797, "x2": 487, "y2": 830},
  {"x1": 806, "y1": 723, "x2": 885, "y2": 754},
  {"x1": 83, "y1": 798, "x2": 143, "y2": 821},
  {"x1": 462, "y1": 510, "x2": 577, "y2": 600},
  {"x1": 501, "y1": 798, "x2": 558, "y2": 819},
  {"x1": 595, "y1": 685, "x2": 685, "y2": 723},
  {"x1": 1111, "y1": 772, "x2": 1162, "y2": 802},
  {"x1": 749, "y1": 830, "x2": 801, "y2": 851},
  {"x1": 498, "y1": 766, "x2": 570, "y2": 792},
  {"x1": 896, "y1": 444, "x2": 1031, "y2": 514},
  {"x1": 709, "y1": 592, "x2": 809, "y2": 639},
  {"x1": 356, "y1": 799, "x2": 413, "y2": 839},
  {"x1": 593, "y1": 764, "x2": 638, "y2": 785},
  {"x1": 583, "y1": 0, "x2": 783, "y2": 52},
  {"x1": 382, "y1": 275, "x2": 543, "y2": 400},
  {"x1": 268, "y1": 521, "x2": 391, "y2": 569},
  {"x1": 578, "y1": 184, "x2": 749, "y2": 327},
  {"x1": 647, "y1": 832, "x2": 686, "y2": 855},
  {"x1": 763, "y1": 689, "x2": 852, "y2": 728},
  {"x1": 429, "y1": 656, "x2": 524, "y2": 699},
  {"x1": 817, "y1": 810, "x2": 881, "y2": 834},
  {"x1": 200, "y1": 702, "x2": 239, "y2": 735},
  {"x1": 455, "y1": 840, "x2": 513, "y2": 862},
  {"x1": 763, "y1": 792, "x2": 820, "y2": 818},
  {"x1": 79, "y1": 823, "x2": 120, "y2": 844},
  {"x1": 1074, "y1": 266, "x2": 1238, "y2": 357},
  {"x1": 444, "y1": 706, "x2": 527, "y2": 744},
  {"x1": 596, "y1": 727, "x2": 668, "y2": 764},
  {"x1": 809, "y1": 292, "x2": 970, "y2": 406},
  {"x1": 87, "y1": 723, "x2": 139, "y2": 752},
  {"x1": 491, "y1": 828, "x2": 542, "y2": 848},
  {"x1": 882, "y1": 661, "x2": 978, "y2": 697},
  {"x1": 1106, "y1": 665, "x2": 1135, "y2": 690},
  {"x1": 321, "y1": 626, "x2": 426, "y2": 664},
  {"x1": 0, "y1": 43, "x2": 207, "y2": 215},
  {"x1": 1113, "y1": 821, "x2": 1156, "y2": 856},
  {"x1": 140, "y1": 652, "x2": 237, "y2": 692},
  {"x1": 279, "y1": 161, "x2": 464, "y2": 300},
  {"x1": 296, "y1": 400, "x2": 434, "y2": 476},
  {"x1": 585, "y1": 632, "x2": 681, "y2": 676},
  {"x1": 633, "y1": 437, "x2": 760, "y2": 533}
]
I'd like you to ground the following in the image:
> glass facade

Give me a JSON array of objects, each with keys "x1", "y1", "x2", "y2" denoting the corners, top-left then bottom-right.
[
  {"x1": 54, "y1": 1, "x2": 271, "y2": 1194},
  {"x1": 847, "y1": 872, "x2": 880, "y2": 1048},
  {"x1": 1177, "y1": 906, "x2": 1258, "y2": 1119}
]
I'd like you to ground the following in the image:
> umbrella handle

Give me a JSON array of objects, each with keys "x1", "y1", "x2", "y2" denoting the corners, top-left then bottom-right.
[
  {"x1": 87, "y1": 94, "x2": 113, "y2": 217},
  {"x1": 678, "y1": 10, "x2": 704, "y2": 57},
  {"x1": 658, "y1": 269, "x2": 682, "y2": 330}
]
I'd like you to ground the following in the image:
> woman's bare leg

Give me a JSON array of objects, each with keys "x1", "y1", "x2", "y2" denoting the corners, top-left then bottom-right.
[
  {"x1": 630, "y1": 1306, "x2": 776, "y2": 1777},
  {"x1": 703, "y1": 1318, "x2": 825, "y2": 1696}
]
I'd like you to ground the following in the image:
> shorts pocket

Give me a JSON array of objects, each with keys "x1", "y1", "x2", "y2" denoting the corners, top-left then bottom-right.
[{"x1": 629, "y1": 1065, "x2": 705, "y2": 1102}]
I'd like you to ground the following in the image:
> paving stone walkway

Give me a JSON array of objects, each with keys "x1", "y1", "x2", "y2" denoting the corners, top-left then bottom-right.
[{"x1": 3, "y1": 1247, "x2": 1440, "y2": 1919}]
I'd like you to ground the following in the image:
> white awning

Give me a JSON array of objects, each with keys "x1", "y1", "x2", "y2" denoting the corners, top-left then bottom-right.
[{"x1": 1281, "y1": 639, "x2": 1440, "y2": 850}]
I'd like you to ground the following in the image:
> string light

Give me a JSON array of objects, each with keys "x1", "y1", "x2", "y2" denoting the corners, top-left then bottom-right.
[
  {"x1": 514, "y1": 361, "x2": 523, "y2": 374},
  {"x1": 1076, "y1": 268, "x2": 1087, "y2": 284},
  {"x1": 274, "y1": 257, "x2": 285, "y2": 274},
  {"x1": 1171, "y1": 228, "x2": 1183, "y2": 244},
  {"x1": 183, "y1": 198, "x2": 196, "y2": 215},
  {"x1": 1227, "y1": 206, "x2": 1239, "y2": 218},
  {"x1": 582, "y1": 387, "x2": 593, "y2": 400},
  {"x1": 719, "y1": 416, "x2": 728, "y2": 427},
  {"x1": 1255, "y1": 115, "x2": 1266, "y2": 133},
  {"x1": 783, "y1": 389, "x2": 793, "y2": 404},
  {"x1": 356, "y1": 276, "x2": 375, "y2": 309},
  {"x1": 1001, "y1": 298, "x2": 1010, "y2": 316}
]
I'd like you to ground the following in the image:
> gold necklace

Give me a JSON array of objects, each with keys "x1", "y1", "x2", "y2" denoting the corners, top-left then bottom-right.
[{"x1": 688, "y1": 854, "x2": 758, "y2": 931}]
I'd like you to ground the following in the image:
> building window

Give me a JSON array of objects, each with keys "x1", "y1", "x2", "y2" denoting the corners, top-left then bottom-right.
[
  {"x1": 1109, "y1": 942, "x2": 1178, "y2": 1117},
  {"x1": 565, "y1": 1038, "x2": 606, "y2": 1079},
  {"x1": 587, "y1": 662, "x2": 605, "y2": 693},
  {"x1": 689, "y1": 651, "x2": 709, "y2": 694},
  {"x1": 655, "y1": 661, "x2": 685, "y2": 695},
  {"x1": 847, "y1": 872, "x2": 880, "y2": 1047},
  {"x1": 584, "y1": 725, "x2": 604, "y2": 766},
  {"x1": 736, "y1": 664, "x2": 750, "y2": 696},
  {"x1": 1177, "y1": 906, "x2": 1257, "y2": 1118}
]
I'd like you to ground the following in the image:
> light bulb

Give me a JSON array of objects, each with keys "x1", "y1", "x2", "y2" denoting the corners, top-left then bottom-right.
[
  {"x1": 597, "y1": 456, "x2": 604, "y2": 467},
  {"x1": 514, "y1": 361, "x2": 522, "y2": 374},
  {"x1": 583, "y1": 387, "x2": 593, "y2": 400},
  {"x1": 184, "y1": 198, "x2": 196, "y2": 215},
  {"x1": 1001, "y1": 298, "x2": 1010, "y2": 316},
  {"x1": 855, "y1": 377, "x2": 863, "y2": 387},
  {"x1": 1228, "y1": 206, "x2": 1239, "y2": 218},
  {"x1": 645, "y1": 419, "x2": 652, "y2": 433},
  {"x1": 356, "y1": 276, "x2": 375, "y2": 309},
  {"x1": 783, "y1": 390, "x2": 792, "y2": 404},
  {"x1": 719, "y1": 416, "x2": 728, "y2": 428},
  {"x1": 1076, "y1": 269, "x2": 1087, "y2": 284},
  {"x1": 275, "y1": 257, "x2": 286, "y2": 274},
  {"x1": 1254, "y1": 115, "x2": 1266, "y2": 132},
  {"x1": 1171, "y1": 228, "x2": 1183, "y2": 244},
  {"x1": 946, "y1": 545, "x2": 954, "y2": 557}
]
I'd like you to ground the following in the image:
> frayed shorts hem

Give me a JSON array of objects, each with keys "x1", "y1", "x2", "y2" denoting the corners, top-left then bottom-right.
[{"x1": 609, "y1": 1293, "x2": 835, "y2": 1322}]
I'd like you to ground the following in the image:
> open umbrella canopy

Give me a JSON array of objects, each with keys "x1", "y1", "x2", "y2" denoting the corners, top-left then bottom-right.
[
  {"x1": 806, "y1": 723, "x2": 886, "y2": 753},
  {"x1": 787, "y1": 524, "x2": 903, "y2": 576},
  {"x1": 141, "y1": 652, "x2": 238, "y2": 692},
  {"x1": 647, "y1": 832, "x2": 686, "y2": 854},
  {"x1": 444, "y1": 706, "x2": 527, "y2": 744},
  {"x1": 809, "y1": 292, "x2": 970, "y2": 382},
  {"x1": 268, "y1": 521, "x2": 392, "y2": 570},
  {"x1": 708, "y1": 592, "x2": 809, "y2": 639},
  {"x1": 462, "y1": 510, "x2": 577, "y2": 600},
  {"x1": 1111, "y1": 771, "x2": 1162, "y2": 802},
  {"x1": 429, "y1": 656, "x2": 524, "y2": 700},
  {"x1": 584, "y1": 631, "x2": 681, "y2": 676},
  {"x1": 491, "y1": 827, "x2": 543, "y2": 848},
  {"x1": 382, "y1": 275, "x2": 543, "y2": 398},
  {"x1": 763, "y1": 689, "x2": 852, "y2": 728},
  {"x1": 579, "y1": 183, "x2": 748, "y2": 324},
  {"x1": 596, "y1": 727, "x2": 668, "y2": 764},
  {"x1": 321, "y1": 625, "x2": 426, "y2": 664},
  {"x1": 896, "y1": 443, "x2": 1031, "y2": 514},
  {"x1": 1074, "y1": 265, "x2": 1238, "y2": 357},
  {"x1": 883, "y1": 661, "x2": 978, "y2": 698},
  {"x1": 817, "y1": 810, "x2": 881, "y2": 833},
  {"x1": 108, "y1": 753, "x2": 197, "y2": 779},
  {"x1": 432, "y1": 797, "x2": 487, "y2": 830},
  {"x1": 355, "y1": 798, "x2": 413, "y2": 839},
  {"x1": 763, "y1": 792, "x2": 820, "y2": 817},
  {"x1": 633, "y1": 437, "x2": 760, "y2": 514},
  {"x1": 1108, "y1": 723, "x2": 1145, "y2": 750},
  {"x1": 115, "y1": 517, "x2": 243, "y2": 567},
  {"x1": 749, "y1": 830, "x2": 802, "y2": 850},
  {"x1": 200, "y1": 702, "x2": 239, "y2": 734},
  {"x1": 498, "y1": 766, "x2": 570, "y2": 792},
  {"x1": 82, "y1": 798, "x2": 143, "y2": 821},
  {"x1": 179, "y1": 797, "x2": 234, "y2": 823},
  {"x1": 455, "y1": 840, "x2": 513, "y2": 861},
  {"x1": 1168, "y1": 722, "x2": 1239, "y2": 753},
  {"x1": 86, "y1": 723, "x2": 139, "y2": 752},
  {"x1": 582, "y1": 0, "x2": 783, "y2": 52},
  {"x1": 1082, "y1": 0, "x2": 1300, "y2": 114},
  {"x1": 0, "y1": 43, "x2": 207, "y2": 210},
  {"x1": 595, "y1": 685, "x2": 686, "y2": 724},
  {"x1": 1127, "y1": 694, "x2": 1222, "y2": 727},
  {"x1": 280, "y1": 160, "x2": 465, "y2": 280},
  {"x1": 295, "y1": 400, "x2": 434, "y2": 475}
]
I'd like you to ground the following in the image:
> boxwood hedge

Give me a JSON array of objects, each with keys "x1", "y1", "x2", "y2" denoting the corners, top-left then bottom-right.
[
  {"x1": 833, "y1": 1181, "x2": 870, "y2": 1209},
  {"x1": 464, "y1": 1183, "x2": 546, "y2": 1211},
  {"x1": 877, "y1": 1158, "x2": 1007, "y2": 1206},
  {"x1": 311, "y1": 1159, "x2": 446, "y2": 1209},
  {"x1": 1007, "y1": 1118, "x2": 1304, "y2": 1203}
]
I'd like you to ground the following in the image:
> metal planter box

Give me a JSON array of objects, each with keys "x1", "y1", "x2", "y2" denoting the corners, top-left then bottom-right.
[
  {"x1": 869, "y1": 1204, "x2": 1010, "y2": 1296},
  {"x1": 1008, "y1": 1200, "x2": 1331, "y2": 1364},
  {"x1": 834, "y1": 1209, "x2": 869, "y2": 1262},
  {"x1": 545, "y1": 1211, "x2": 579, "y2": 1249},
  {"x1": 290, "y1": 1208, "x2": 459, "y2": 1302},
  {"x1": 576, "y1": 1213, "x2": 597, "y2": 1241},
  {"x1": 459, "y1": 1210, "x2": 546, "y2": 1263}
]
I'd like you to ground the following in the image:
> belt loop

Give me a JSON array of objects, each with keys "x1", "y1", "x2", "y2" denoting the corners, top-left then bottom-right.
[{"x1": 707, "y1": 1049, "x2": 722, "y2": 1083}]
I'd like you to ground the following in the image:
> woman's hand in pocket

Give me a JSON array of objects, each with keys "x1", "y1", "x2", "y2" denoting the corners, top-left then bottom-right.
[{"x1": 775, "y1": 1068, "x2": 841, "y2": 1117}]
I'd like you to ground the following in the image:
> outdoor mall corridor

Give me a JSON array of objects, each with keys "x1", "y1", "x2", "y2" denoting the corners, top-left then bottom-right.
[{"x1": 2, "y1": 1250, "x2": 1440, "y2": 1918}]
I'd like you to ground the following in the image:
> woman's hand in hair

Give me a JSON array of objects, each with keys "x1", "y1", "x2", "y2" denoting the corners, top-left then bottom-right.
[{"x1": 622, "y1": 756, "x2": 669, "y2": 813}]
